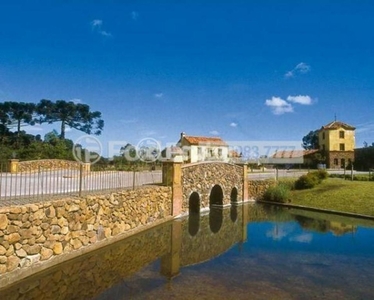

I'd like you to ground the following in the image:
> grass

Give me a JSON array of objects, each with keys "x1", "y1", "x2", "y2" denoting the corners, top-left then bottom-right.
[{"x1": 290, "y1": 178, "x2": 374, "y2": 216}]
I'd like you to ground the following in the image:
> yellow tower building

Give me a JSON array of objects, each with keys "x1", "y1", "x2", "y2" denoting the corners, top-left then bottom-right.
[{"x1": 318, "y1": 120, "x2": 355, "y2": 168}]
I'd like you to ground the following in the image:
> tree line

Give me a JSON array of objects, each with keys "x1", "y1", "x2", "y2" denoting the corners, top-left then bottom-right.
[
  {"x1": 0, "y1": 99, "x2": 104, "y2": 140},
  {"x1": 0, "y1": 100, "x2": 104, "y2": 162}
]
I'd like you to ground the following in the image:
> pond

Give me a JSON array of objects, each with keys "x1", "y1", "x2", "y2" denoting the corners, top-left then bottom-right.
[{"x1": 1, "y1": 203, "x2": 374, "y2": 299}]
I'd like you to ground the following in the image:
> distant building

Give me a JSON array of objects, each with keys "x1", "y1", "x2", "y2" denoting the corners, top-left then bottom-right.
[
  {"x1": 318, "y1": 120, "x2": 355, "y2": 168},
  {"x1": 176, "y1": 132, "x2": 229, "y2": 163},
  {"x1": 271, "y1": 149, "x2": 320, "y2": 167}
]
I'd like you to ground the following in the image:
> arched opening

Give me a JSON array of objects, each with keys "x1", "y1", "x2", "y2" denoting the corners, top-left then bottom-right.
[
  {"x1": 209, "y1": 184, "x2": 223, "y2": 206},
  {"x1": 188, "y1": 192, "x2": 200, "y2": 236},
  {"x1": 230, "y1": 187, "x2": 238, "y2": 203},
  {"x1": 209, "y1": 207, "x2": 223, "y2": 233},
  {"x1": 189, "y1": 192, "x2": 200, "y2": 213}
]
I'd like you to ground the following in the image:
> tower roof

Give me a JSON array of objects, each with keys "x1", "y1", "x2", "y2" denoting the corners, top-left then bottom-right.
[{"x1": 320, "y1": 120, "x2": 355, "y2": 130}]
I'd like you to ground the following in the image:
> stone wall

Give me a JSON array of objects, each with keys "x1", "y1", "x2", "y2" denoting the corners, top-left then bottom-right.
[
  {"x1": 0, "y1": 222, "x2": 171, "y2": 300},
  {"x1": 247, "y1": 179, "x2": 276, "y2": 201},
  {"x1": 10, "y1": 159, "x2": 89, "y2": 173},
  {"x1": 327, "y1": 151, "x2": 355, "y2": 169},
  {"x1": 0, "y1": 186, "x2": 172, "y2": 284},
  {"x1": 181, "y1": 162, "x2": 244, "y2": 212}
]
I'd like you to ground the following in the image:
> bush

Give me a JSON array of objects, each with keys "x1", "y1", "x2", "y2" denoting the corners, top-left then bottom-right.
[
  {"x1": 294, "y1": 174, "x2": 320, "y2": 190},
  {"x1": 263, "y1": 183, "x2": 290, "y2": 203},
  {"x1": 278, "y1": 179, "x2": 296, "y2": 190}
]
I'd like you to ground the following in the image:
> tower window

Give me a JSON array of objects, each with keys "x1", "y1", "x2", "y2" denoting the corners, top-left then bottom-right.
[{"x1": 339, "y1": 143, "x2": 345, "y2": 151}]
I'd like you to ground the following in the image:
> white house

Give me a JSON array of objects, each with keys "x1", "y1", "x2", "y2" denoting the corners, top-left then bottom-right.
[{"x1": 176, "y1": 132, "x2": 229, "y2": 163}]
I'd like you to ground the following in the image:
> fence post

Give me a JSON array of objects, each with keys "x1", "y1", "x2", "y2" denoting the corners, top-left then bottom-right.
[
  {"x1": 79, "y1": 164, "x2": 83, "y2": 197},
  {"x1": 132, "y1": 165, "x2": 136, "y2": 190},
  {"x1": 9, "y1": 159, "x2": 19, "y2": 174}
]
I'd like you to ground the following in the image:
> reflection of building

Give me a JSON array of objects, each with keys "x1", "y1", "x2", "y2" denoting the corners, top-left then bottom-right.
[
  {"x1": 329, "y1": 221, "x2": 357, "y2": 236},
  {"x1": 177, "y1": 132, "x2": 229, "y2": 163},
  {"x1": 318, "y1": 120, "x2": 355, "y2": 169}
]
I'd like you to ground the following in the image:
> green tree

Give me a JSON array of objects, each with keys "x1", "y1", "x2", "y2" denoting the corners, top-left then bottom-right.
[
  {"x1": 36, "y1": 99, "x2": 104, "y2": 139},
  {"x1": 3, "y1": 101, "x2": 36, "y2": 137},
  {"x1": 302, "y1": 130, "x2": 319, "y2": 150}
]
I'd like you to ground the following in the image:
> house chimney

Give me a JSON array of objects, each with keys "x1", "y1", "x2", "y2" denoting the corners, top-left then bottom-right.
[{"x1": 180, "y1": 132, "x2": 186, "y2": 140}]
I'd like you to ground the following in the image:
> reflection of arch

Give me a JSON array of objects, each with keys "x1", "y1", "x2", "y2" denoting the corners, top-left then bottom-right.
[
  {"x1": 230, "y1": 205, "x2": 237, "y2": 222},
  {"x1": 230, "y1": 187, "x2": 238, "y2": 203},
  {"x1": 189, "y1": 192, "x2": 200, "y2": 213},
  {"x1": 209, "y1": 185, "x2": 223, "y2": 206},
  {"x1": 209, "y1": 207, "x2": 223, "y2": 233},
  {"x1": 188, "y1": 211, "x2": 200, "y2": 236},
  {"x1": 188, "y1": 192, "x2": 200, "y2": 236}
]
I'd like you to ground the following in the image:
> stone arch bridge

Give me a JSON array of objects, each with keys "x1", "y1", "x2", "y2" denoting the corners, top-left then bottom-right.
[{"x1": 162, "y1": 160, "x2": 248, "y2": 216}]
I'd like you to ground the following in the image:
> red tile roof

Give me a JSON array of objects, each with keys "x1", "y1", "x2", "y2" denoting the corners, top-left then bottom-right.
[
  {"x1": 180, "y1": 135, "x2": 228, "y2": 146},
  {"x1": 320, "y1": 120, "x2": 355, "y2": 130},
  {"x1": 272, "y1": 149, "x2": 319, "y2": 159}
]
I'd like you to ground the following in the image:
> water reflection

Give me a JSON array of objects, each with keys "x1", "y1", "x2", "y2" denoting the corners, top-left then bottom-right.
[
  {"x1": 209, "y1": 207, "x2": 223, "y2": 233},
  {"x1": 1, "y1": 204, "x2": 374, "y2": 300}
]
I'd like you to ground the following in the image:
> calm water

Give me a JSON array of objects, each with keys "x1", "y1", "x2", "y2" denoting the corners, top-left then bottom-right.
[{"x1": 1, "y1": 203, "x2": 374, "y2": 300}]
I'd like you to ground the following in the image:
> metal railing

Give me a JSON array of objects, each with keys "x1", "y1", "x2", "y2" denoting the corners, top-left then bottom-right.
[{"x1": 0, "y1": 162, "x2": 162, "y2": 206}]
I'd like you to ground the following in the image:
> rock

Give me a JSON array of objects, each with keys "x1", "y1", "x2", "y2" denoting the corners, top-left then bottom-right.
[
  {"x1": 0, "y1": 214, "x2": 9, "y2": 230},
  {"x1": 6, "y1": 256, "x2": 20, "y2": 272},
  {"x1": 0, "y1": 264, "x2": 7, "y2": 274},
  {"x1": 53, "y1": 242, "x2": 63, "y2": 255},
  {"x1": 45, "y1": 206, "x2": 56, "y2": 218},
  {"x1": 7, "y1": 233, "x2": 21, "y2": 244},
  {"x1": 16, "y1": 248, "x2": 27, "y2": 258},
  {"x1": 0, "y1": 245, "x2": 6, "y2": 255},
  {"x1": 40, "y1": 247, "x2": 53, "y2": 260}
]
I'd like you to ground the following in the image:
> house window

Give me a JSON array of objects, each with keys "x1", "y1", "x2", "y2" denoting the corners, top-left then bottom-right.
[
  {"x1": 218, "y1": 148, "x2": 222, "y2": 157},
  {"x1": 339, "y1": 143, "x2": 345, "y2": 151},
  {"x1": 334, "y1": 158, "x2": 338, "y2": 165},
  {"x1": 339, "y1": 131, "x2": 345, "y2": 138},
  {"x1": 341, "y1": 158, "x2": 345, "y2": 168},
  {"x1": 322, "y1": 132, "x2": 325, "y2": 140},
  {"x1": 322, "y1": 145, "x2": 325, "y2": 151}
]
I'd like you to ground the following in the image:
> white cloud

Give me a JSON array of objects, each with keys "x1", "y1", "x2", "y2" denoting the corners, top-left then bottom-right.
[
  {"x1": 69, "y1": 98, "x2": 83, "y2": 104},
  {"x1": 230, "y1": 122, "x2": 238, "y2": 127},
  {"x1": 91, "y1": 19, "x2": 102, "y2": 28},
  {"x1": 265, "y1": 96, "x2": 294, "y2": 115},
  {"x1": 131, "y1": 11, "x2": 139, "y2": 20},
  {"x1": 285, "y1": 62, "x2": 311, "y2": 78},
  {"x1": 287, "y1": 95, "x2": 312, "y2": 105},
  {"x1": 356, "y1": 121, "x2": 374, "y2": 133},
  {"x1": 209, "y1": 130, "x2": 219, "y2": 135},
  {"x1": 154, "y1": 93, "x2": 163, "y2": 98},
  {"x1": 90, "y1": 19, "x2": 112, "y2": 37},
  {"x1": 289, "y1": 233, "x2": 313, "y2": 244}
]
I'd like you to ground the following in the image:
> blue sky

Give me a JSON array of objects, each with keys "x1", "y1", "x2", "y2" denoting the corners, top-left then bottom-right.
[{"x1": 1, "y1": 0, "x2": 374, "y2": 157}]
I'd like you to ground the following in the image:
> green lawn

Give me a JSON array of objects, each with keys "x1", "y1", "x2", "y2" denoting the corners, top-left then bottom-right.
[{"x1": 290, "y1": 178, "x2": 374, "y2": 216}]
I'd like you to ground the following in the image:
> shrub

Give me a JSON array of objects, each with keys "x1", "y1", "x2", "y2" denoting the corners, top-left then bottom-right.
[
  {"x1": 263, "y1": 183, "x2": 290, "y2": 203},
  {"x1": 278, "y1": 179, "x2": 296, "y2": 190},
  {"x1": 294, "y1": 174, "x2": 319, "y2": 190}
]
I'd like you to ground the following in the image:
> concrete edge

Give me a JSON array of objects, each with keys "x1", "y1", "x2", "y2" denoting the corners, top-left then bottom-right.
[{"x1": 257, "y1": 200, "x2": 374, "y2": 220}]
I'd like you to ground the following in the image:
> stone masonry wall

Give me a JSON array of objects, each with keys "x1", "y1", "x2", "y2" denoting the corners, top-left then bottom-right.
[
  {"x1": 0, "y1": 186, "x2": 172, "y2": 282},
  {"x1": 247, "y1": 179, "x2": 276, "y2": 201},
  {"x1": 14, "y1": 159, "x2": 82, "y2": 173},
  {"x1": 181, "y1": 162, "x2": 243, "y2": 212},
  {"x1": 0, "y1": 222, "x2": 171, "y2": 300}
]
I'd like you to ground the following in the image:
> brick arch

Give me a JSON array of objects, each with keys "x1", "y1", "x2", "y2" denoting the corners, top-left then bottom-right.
[{"x1": 181, "y1": 162, "x2": 244, "y2": 213}]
